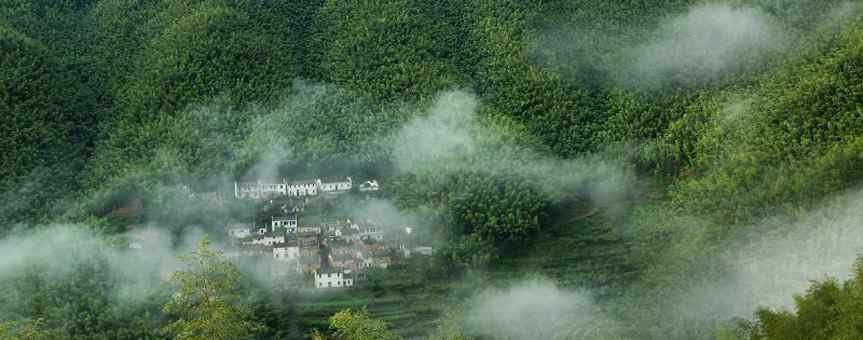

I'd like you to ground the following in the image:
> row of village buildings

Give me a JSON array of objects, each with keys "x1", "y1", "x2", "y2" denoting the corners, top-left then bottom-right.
[
  {"x1": 184, "y1": 176, "x2": 380, "y2": 201},
  {"x1": 225, "y1": 215, "x2": 432, "y2": 289},
  {"x1": 206, "y1": 176, "x2": 430, "y2": 289}
]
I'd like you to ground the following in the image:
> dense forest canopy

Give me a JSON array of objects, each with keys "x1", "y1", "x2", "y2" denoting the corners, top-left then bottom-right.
[{"x1": 1, "y1": 0, "x2": 863, "y2": 339}]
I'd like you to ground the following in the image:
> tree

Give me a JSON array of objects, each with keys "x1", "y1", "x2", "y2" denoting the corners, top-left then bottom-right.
[
  {"x1": 428, "y1": 313, "x2": 474, "y2": 340},
  {"x1": 741, "y1": 257, "x2": 863, "y2": 340},
  {"x1": 236, "y1": 83, "x2": 411, "y2": 165},
  {"x1": 0, "y1": 24, "x2": 98, "y2": 226},
  {"x1": 319, "y1": 309, "x2": 401, "y2": 340},
  {"x1": 309, "y1": 0, "x2": 461, "y2": 102},
  {"x1": 162, "y1": 238, "x2": 261, "y2": 340},
  {"x1": 668, "y1": 20, "x2": 863, "y2": 225},
  {"x1": 91, "y1": 0, "x2": 300, "y2": 113},
  {"x1": 0, "y1": 319, "x2": 56, "y2": 340},
  {"x1": 124, "y1": 4, "x2": 295, "y2": 113},
  {"x1": 392, "y1": 169, "x2": 546, "y2": 266}
]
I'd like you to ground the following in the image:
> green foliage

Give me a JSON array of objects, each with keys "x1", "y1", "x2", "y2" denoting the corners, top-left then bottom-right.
[
  {"x1": 0, "y1": 252, "x2": 165, "y2": 340},
  {"x1": 125, "y1": 4, "x2": 294, "y2": 113},
  {"x1": 2, "y1": 1, "x2": 863, "y2": 339},
  {"x1": 163, "y1": 238, "x2": 262, "y2": 340},
  {"x1": 325, "y1": 309, "x2": 401, "y2": 340},
  {"x1": 667, "y1": 19, "x2": 863, "y2": 224},
  {"x1": 443, "y1": 172, "x2": 544, "y2": 247},
  {"x1": 238, "y1": 83, "x2": 412, "y2": 164},
  {"x1": 92, "y1": 0, "x2": 302, "y2": 112},
  {"x1": 0, "y1": 0, "x2": 95, "y2": 54},
  {"x1": 456, "y1": 0, "x2": 604, "y2": 156},
  {"x1": 745, "y1": 258, "x2": 863, "y2": 340},
  {"x1": 0, "y1": 319, "x2": 57, "y2": 340},
  {"x1": 86, "y1": 98, "x2": 255, "y2": 188},
  {"x1": 310, "y1": 0, "x2": 461, "y2": 102},
  {"x1": 428, "y1": 312, "x2": 473, "y2": 340},
  {"x1": 81, "y1": 0, "x2": 308, "y2": 190},
  {"x1": 0, "y1": 23, "x2": 98, "y2": 227},
  {"x1": 393, "y1": 169, "x2": 545, "y2": 265}
]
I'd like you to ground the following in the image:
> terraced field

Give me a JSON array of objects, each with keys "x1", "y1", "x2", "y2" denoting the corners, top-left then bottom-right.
[
  {"x1": 293, "y1": 205, "x2": 640, "y2": 337},
  {"x1": 488, "y1": 207, "x2": 639, "y2": 293},
  {"x1": 295, "y1": 288, "x2": 444, "y2": 338}
]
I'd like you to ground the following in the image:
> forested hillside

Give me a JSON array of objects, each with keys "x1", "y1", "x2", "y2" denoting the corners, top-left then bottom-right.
[{"x1": 2, "y1": 0, "x2": 863, "y2": 339}]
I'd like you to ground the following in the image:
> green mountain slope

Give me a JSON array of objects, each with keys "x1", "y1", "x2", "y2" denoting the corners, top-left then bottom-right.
[{"x1": 1, "y1": 1, "x2": 862, "y2": 339}]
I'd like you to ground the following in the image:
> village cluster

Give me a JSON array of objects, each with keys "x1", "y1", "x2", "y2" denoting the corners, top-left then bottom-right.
[{"x1": 217, "y1": 177, "x2": 431, "y2": 289}]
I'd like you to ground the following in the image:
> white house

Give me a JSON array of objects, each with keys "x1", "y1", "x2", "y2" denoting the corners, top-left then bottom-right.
[
  {"x1": 359, "y1": 180, "x2": 379, "y2": 192},
  {"x1": 359, "y1": 227, "x2": 385, "y2": 242},
  {"x1": 273, "y1": 246, "x2": 300, "y2": 261},
  {"x1": 235, "y1": 180, "x2": 287, "y2": 199},
  {"x1": 287, "y1": 180, "x2": 318, "y2": 197},
  {"x1": 235, "y1": 178, "x2": 323, "y2": 199},
  {"x1": 318, "y1": 177, "x2": 352, "y2": 193},
  {"x1": 272, "y1": 215, "x2": 298, "y2": 233},
  {"x1": 234, "y1": 176, "x2": 364, "y2": 199},
  {"x1": 314, "y1": 270, "x2": 354, "y2": 289},
  {"x1": 235, "y1": 182, "x2": 255, "y2": 199}
]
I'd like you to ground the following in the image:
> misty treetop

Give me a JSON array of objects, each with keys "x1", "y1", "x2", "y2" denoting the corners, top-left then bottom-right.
[
  {"x1": 732, "y1": 257, "x2": 863, "y2": 340},
  {"x1": 2, "y1": 1, "x2": 863, "y2": 339}
]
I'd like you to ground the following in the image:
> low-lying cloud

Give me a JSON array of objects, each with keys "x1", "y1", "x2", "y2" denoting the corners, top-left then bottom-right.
[
  {"x1": 462, "y1": 279, "x2": 619, "y2": 339},
  {"x1": 643, "y1": 187, "x2": 863, "y2": 338},
  {"x1": 392, "y1": 91, "x2": 478, "y2": 173},
  {"x1": 623, "y1": 3, "x2": 786, "y2": 87},
  {"x1": 720, "y1": 188, "x2": 863, "y2": 315},
  {"x1": 392, "y1": 90, "x2": 637, "y2": 206},
  {"x1": 0, "y1": 225, "x2": 183, "y2": 308}
]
